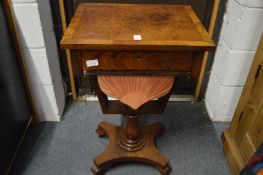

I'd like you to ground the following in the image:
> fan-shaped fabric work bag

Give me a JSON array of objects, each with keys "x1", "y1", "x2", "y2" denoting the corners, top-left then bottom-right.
[{"x1": 98, "y1": 75, "x2": 175, "y2": 110}]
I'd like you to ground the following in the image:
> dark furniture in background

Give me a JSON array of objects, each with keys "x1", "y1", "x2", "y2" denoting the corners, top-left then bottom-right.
[{"x1": 0, "y1": 1, "x2": 38, "y2": 174}]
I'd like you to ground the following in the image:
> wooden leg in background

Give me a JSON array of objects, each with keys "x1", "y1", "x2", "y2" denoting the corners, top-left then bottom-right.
[
  {"x1": 58, "y1": 0, "x2": 77, "y2": 100},
  {"x1": 91, "y1": 117, "x2": 171, "y2": 175}
]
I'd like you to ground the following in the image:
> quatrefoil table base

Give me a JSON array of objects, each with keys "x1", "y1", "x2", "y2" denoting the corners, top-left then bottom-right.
[{"x1": 91, "y1": 117, "x2": 171, "y2": 175}]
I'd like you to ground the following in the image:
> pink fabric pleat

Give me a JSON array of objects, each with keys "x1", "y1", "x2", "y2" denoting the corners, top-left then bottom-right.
[{"x1": 98, "y1": 76, "x2": 175, "y2": 110}]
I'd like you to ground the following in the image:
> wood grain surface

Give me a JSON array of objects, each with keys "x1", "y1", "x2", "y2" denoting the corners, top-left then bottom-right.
[
  {"x1": 82, "y1": 51, "x2": 193, "y2": 72},
  {"x1": 61, "y1": 3, "x2": 214, "y2": 51},
  {"x1": 222, "y1": 35, "x2": 263, "y2": 175}
]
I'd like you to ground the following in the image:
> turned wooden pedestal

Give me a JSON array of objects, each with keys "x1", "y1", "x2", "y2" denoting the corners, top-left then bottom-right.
[{"x1": 91, "y1": 116, "x2": 171, "y2": 175}]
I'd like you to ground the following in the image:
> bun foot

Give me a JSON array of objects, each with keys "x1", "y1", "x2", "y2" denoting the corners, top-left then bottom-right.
[
  {"x1": 96, "y1": 122, "x2": 108, "y2": 137},
  {"x1": 158, "y1": 164, "x2": 171, "y2": 175},
  {"x1": 91, "y1": 164, "x2": 103, "y2": 175},
  {"x1": 155, "y1": 122, "x2": 166, "y2": 136}
]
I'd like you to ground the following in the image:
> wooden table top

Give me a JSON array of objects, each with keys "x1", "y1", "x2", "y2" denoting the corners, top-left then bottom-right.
[{"x1": 60, "y1": 3, "x2": 215, "y2": 51}]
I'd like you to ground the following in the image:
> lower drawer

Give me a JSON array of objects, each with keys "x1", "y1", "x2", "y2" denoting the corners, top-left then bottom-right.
[{"x1": 81, "y1": 51, "x2": 193, "y2": 73}]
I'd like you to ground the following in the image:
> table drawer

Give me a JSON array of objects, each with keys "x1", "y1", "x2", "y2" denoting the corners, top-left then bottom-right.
[{"x1": 82, "y1": 51, "x2": 193, "y2": 73}]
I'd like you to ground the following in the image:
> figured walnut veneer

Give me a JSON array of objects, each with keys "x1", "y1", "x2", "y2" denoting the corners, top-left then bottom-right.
[{"x1": 61, "y1": 3, "x2": 214, "y2": 51}]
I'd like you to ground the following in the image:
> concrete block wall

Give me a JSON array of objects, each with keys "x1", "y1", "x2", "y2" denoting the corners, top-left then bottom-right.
[
  {"x1": 205, "y1": 0, "x2": 263, "y2": 121},
  {"x1": 12, "y1": 0, "x2": 65, "y2": 121}
]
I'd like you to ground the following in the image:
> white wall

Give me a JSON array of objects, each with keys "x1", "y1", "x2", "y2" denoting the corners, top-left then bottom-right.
[
  {"x1": 12, "y1": 0, "x2": 65, "y2": 121},
  {"x1": 205, "y1": 0, "x2": 263, "y2": 121}
]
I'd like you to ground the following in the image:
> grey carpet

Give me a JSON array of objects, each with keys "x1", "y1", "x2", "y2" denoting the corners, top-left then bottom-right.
[
  {"x1": 213, "y1": 121, "x2": 230, "y2": 140},
  {"x1": 10, "y1": 101, "x2": 230, "y2": 175}
]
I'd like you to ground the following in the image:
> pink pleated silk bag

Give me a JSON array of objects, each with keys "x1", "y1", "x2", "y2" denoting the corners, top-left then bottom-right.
[{"x1": 98, "y1": 76, "x2": 175, "y2": 110}]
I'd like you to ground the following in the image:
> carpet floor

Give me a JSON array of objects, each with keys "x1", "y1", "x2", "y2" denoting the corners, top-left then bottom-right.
[{"x1": 10, "y1": 101, "x2": 230, "y2": 175}]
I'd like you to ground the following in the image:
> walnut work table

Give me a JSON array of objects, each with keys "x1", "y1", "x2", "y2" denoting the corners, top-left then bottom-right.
[{"x1": 60, "y1": 3, "x2": 215, "y2": 175}]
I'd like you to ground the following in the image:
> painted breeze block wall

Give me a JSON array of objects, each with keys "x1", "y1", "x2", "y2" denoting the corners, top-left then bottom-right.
[
  {"x1": 205, "y1": 0, "x2": 263, "y2": 121},
  {"x1": 11, "y1": 0, "x2": 65, "y2": 121}
]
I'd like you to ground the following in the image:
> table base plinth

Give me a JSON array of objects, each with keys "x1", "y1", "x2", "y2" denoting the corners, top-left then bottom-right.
[{"x1": 91, "y1": 121, "x2": 171, "y2": 175}]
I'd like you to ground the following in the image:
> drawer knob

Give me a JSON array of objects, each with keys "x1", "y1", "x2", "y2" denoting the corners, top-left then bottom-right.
[{"x1": 136, "y1": 56, "x2": 142, "y2": 61}]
